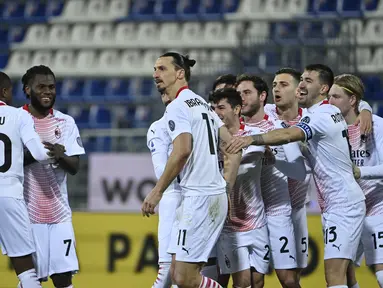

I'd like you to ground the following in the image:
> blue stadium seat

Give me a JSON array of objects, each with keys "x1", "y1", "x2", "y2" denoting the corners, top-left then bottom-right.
[
  {"x1": 222, "y1": 0, "x2": 240, "y2": 14},
  {"x1": 85, "y1": 79, "x2": 107, "y2": 101},
  {"x1": 322, "y1": 21, "x2": 341, "y2": 39},
  {"x1": 299, "y1": 21, "x2": 325, "y2": 45},
  {"x1": 133, "y1": 106, "x2": 151, "y2": 128},
  {"x1": 45, "y1": 0, "x2": 64, "y2": 17},
  {"x1": 0, "y1": 28, "x2": 8, "y2": 44},
  {"x1": 90, "y1": 106, "x2": 112, "y2": 129},
  {"x1": 199, "y1": 0, "x2": 223, "y2": 20},
  {"x1": 0, "y1": 54, "x2": 8, "y2": 69},
  {"x1": 341, "y1": 0, "x2": 362, "y2": 17},
  {"x1": 2, "y1": 2, "x2": 25, "y2": 19},
  {"x1": 7, "y1": 26, "x2": 26, "y2": 44},
  {"x1": 362, "y1": 76, "x2": 382, "y2": 100},
  {"x1": 83, "y1": 136, "x2": 112, "y2": 153},
  {"x1": 54, "y1": 79, "x2": 63, "y2": 99},
  {"x1": 129, "y1": 0, "x2": 156, "y2": 20},
  {"x1": 272, "y1": 22, "x2": 300, "y2": 44},
  {"x1": 177, "y1": 0, "x2": 201, "y2": 20},
  {"x1": 13, "y1": 81, "x2": 25, "y2": 102},
  {"x1": 362, "y1": 0, "x2": 379, "y2": 12},
  {"x1": 72, "y1": 108, "x2": 90, "y2": 129},
  {"x1": 140, "y1": 78, "x2": 155, "y2": 97},
  {"x1": 24, "y1": 0, "x2": 46, "y2": 20},
  {"x1": 156, "y1": 0, "x2": 178, "y2": 20},
  {"x1": 106, "y1": 79, "x2": 132, "y2": 101},
  {"x1": 60, "y1": 79, "x2": 86, "y2": 102}
]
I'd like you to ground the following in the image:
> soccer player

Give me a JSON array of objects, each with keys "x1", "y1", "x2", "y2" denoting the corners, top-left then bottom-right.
[
  {"x1": 227, "y1": 64, "x2": 366, "y2": 288},
  {"x1": 147, "y1": 91, "x2": 182, "y2": 288},
  {"x1": 236, "y1": 74, "x2": 306, "y2": 288},
  {"x1": 212, "y1": 74, "x2": 237, "y2": 91},
  {"x1": 21, "y1": 65, "x2": 85, "y2": 288},
  {"x1": 210, "y1": 87, "x2": 270, "y2": 288},
  {"x1": 0, "y1": 72, "x2": 53, "y2": 288},
  {"x1": 142, "y1": 52, "x2": 242, "y2": 288},
  {"x1": 328, "y1": 74, "x2": 383, "y2": 288}
]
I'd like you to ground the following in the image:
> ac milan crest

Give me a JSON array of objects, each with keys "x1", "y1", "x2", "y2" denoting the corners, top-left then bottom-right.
[{"x1": 55, "y1": 126, "x2": 61, "y2": 139}]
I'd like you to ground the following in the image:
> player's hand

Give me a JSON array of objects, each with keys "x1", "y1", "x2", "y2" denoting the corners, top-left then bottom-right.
[
  {"x1": 142, "y1": 188, "x2": 162, "y2": 217},
  {"x1": 353, "y1": 164, "x2": 361, "y2": 179},
  {"x1": 43, "y1": 142, "x2": 66, "y2": 160},
  {"x1": 355, "y1": 110, "x2": 372, "y2": 138},
  {"x1": 263, "y1": 146, "x2": 276, "y2": 165},
  {"x1": 226, "y1": 136, "x2": 253, "y2": 154}
]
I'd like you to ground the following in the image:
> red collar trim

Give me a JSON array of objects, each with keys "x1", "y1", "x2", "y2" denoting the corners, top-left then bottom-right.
[
  {"x1": 175, "y1": 86, "x2": 188, "y2": 98},
  {"x1": 0, "y1": 101, "x2": 6, "y2": 106},
  {"x1": 23, "y1": 104, "x2": 53, "y2": 115},
  {"x1": 320, "y1": 100, "x2": 329, "y2": 105},
  {"x1": 239, "y1": 123, "x2": 245, "y2": 131},
  {"x1": 264, "y1": 114, "x2": 269, "y2": 120}
]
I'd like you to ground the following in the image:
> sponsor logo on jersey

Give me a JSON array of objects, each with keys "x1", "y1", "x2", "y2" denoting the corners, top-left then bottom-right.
[
  {"x1": 77, "y1": 136, "x2": 83, "y2": 148},
  {"x1": 168, "y1": 120, "x2": 175, "y2": 131}
]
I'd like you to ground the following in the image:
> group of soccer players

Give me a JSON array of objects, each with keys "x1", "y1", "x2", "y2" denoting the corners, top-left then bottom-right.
[
  {"x1": 143, "y1": 51, "x2": 383, "y2": 288},
  {"x1": 0, "y1": 66, "x2": 84, "y2": 288}
]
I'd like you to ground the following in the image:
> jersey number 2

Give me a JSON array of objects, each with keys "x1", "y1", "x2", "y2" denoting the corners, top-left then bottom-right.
[
  {"x1": 202, "y1": 113, "x2": 216, "y2": 155},
  {"x1": 0, "y1": 133, "x2": 12, "y2": 173}
]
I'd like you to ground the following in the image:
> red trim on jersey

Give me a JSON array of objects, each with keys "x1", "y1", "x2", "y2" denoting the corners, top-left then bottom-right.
[
  {"x1": 239, "y1": 123, "x2": 245, "y2": 131},
  {"x1": 175, "y1": 86, "x2": 188, "y2": 98},
  {"x1": 264, "y1": 114, "x2": 269, "y2": 120},
  {"x1": 23, "y1": 104, "x2": 53, "y2": 115},
  {"x1": 320, "y1": 100, "x2": 329, "y2": 105},
  {"x1": 298, "y1": 107, "x2": 303, "y2": 116},
  {"x1": 0, "y1": 101, "x2": 6, "y2": 106}
]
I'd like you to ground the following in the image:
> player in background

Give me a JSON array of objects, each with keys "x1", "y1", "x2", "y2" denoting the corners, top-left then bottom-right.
[
  {"x1": 147, "y1": 91, "x2": 182, "y2": 288},
  {"x1": 236, "y1": 74, "x2": 306, "y2": 288},
  {"x1": 211, "y1": 87, "x2": 270, "y2": 288},
  {"x1": 227, "y1": 64, "x2": 366, "y2": 288},
  {"x1": 0, "y1": 72, "x2": 54, "y2": 288},
  {"x1": 20, "y1": 66, "x2": 85, "y2": 288},
  {"x1": 328, "y1": 74, "x2": 383, "y2": 288},
  {"x1": 142, "y1": 52, "x2": 242, "y2": 288}
]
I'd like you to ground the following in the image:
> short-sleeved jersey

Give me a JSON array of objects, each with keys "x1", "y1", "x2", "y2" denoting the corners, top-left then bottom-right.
[
  {"x1": 165, "y1": 87, "x2": 225, "y2": 196},
  {"x1": 295, "y1": 100, "x2": 365, "y2": 212},
  {"x1": 348, "y1": 114, "x2": 383, "y2": 216},
  {"x1": 147, "y1": 116, "x2": 181, "y2": 195},
  {"x1": 265, "y1": 104, "x2": 311, "y2": 209},
  {"x1": 246, "y1": 115, "x2": 292, "y2": 216},
  {"x1": 223, "y1": 124, "x2": 266, "y2": 232},
  {"x1": 22, "y1": 105, "x2": 85, "y2": 224},
  {"x1": 0, "y1": 103, "x2": 42, "y2": 199}
]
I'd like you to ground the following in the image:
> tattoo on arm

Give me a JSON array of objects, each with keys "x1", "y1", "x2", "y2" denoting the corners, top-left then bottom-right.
[
  {"x1": 220, "y1": 139, "x2": 227, "y2": 150},
  {"x1": 225, "y1": 182, "x2": 231, "y2": 195},
  {"x1": 251, "y1": 134, "x2": 265, "y2": 145}
]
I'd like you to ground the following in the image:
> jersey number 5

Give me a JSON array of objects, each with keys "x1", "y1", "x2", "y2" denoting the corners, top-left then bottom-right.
[{"x1": 0, "y1": 133, "x2": 12, "y2": 173}]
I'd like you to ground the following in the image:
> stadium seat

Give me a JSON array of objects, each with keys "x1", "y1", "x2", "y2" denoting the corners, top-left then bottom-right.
[
  {"x1": 7, "y1": 26, "x2": 26, "y2": 44},
  {"x1": 2, "y1": 2, "x2": 26, "y2": 23},
  {"x1": 70, "y1": 24, "x2": 91, "y2": 47},
  {"x1": 106, "y1": 79, "x2": 132, "y2": 100},
  {"x1": 362, "y1": 75, "x2": 382, "y2": 98},
  {"x1": 120, "y1": 50, "x2": 144, "y2": 75},
  {"x1": 299, "y1": 21, "x2": 325, "y2": 45},
  {"x1": 129, "y1": 0, "x2": 156, "y2": 20},
  {"x1": 109, "y1": 0, "x2": 130, "y2": 19},
  {"x1": 48, "y1": 24, "x2": 70, "y2": 48},
  {"x1": 70, "y1": 106, "x2": 90, "y2": 129},
  {"x1": 136, "y1": 23, "x2": 160, "y2": 48},
  {"x1": 313, "y1": 0, "x2": 339, "y2": 16},
  {"x1": 92, "y1": 24, "x2": 114, "y2": 47},
  {"x1": 98, "y1": 50, "x2": 120, "y2": 76},
  {"x1": 61, "y1": 79, "x2": 86, "y2": 101},
  {"x1": 179, "y1": 22, "x2": 204, "y2": 48},
  {"x1": 50, "y1": 0, "x2": 86, "y2": 22},
  {"x1": 115, "y1": 23, "x2": 138, "y2": 48},
  {"x1": 13, "y1": 24, "x2": 47, "y2": 48},
  {"x1": 357, "y1": 47, "x2": 377, "y2": 73},
  {"x1": 51, "y1": 50, "x2": 75, "y2": 75},
  {"x1": 5, "y1": 51, "x2": 31, "y2": 76},
  {"x1": 341, "y1": 0, "x2": 362, "y2": 17},
  {"x1": 30, "y1": 51, "x2": 53, "y2": 67},
  {"x1": 24, "y1": 0, "x2": 46, "y2": 21},
  {"x1": 273, "y1": 22, "x2": 300, "y2": 44},
  {"x1": 90, "y1": 106, "x2": 112, "y2": 128},
  {"x1": 203, "y1": 22, "x2": 226, "y2": 47},
  {"x1": 85, "y1": 0, "x2": 109, "y2": 20},
  {"x1": 158, "y1": 23, "x2": 182, "y2": 48},
  {"x1": 177, "y1": 0, "x2": 201, "y2": 20},
  {"x1": 133, "y1": 105, "x2": 151, "y2": 128},
  {"x1": 75, "y1": 51, "x2": 98, "y2": 76},
  {"x1": 360, "y1": 19, "x2": 383, "y2": 45},
  {"x1": 0, "y1": 54, "x2": 8, "y2": 69},
  {"x1": 45, "y1": 0, "x2": 65, "y2": 17},
  {"x1": 12, "y1": 80, "x2": 26, "y2": 102},
  {"x1": 156, "y1": 0, "x2": 178, "y2": 20},
  {"x1": 84, "y1": 79, "x2": 108, "y2": 100},
  {"x1": 199, "y1": 0, "x2": 223, "y2": 20},
  {"x1": 222, "y1": 0, "x2": 240, "y2": 14},
  {"x1": 363, "y1": 0, "x2": 383, "y2": 17},
  {"x1": 242, "y1": 21, "x2": 270, "y2": 46}
]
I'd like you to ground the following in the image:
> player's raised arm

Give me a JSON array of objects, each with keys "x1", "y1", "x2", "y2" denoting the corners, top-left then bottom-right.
[
  {"x1": 356, "y1": 100, "x2": 373, "y2": 136},
  {"x1": 18, "y1": 110, "x2": 52, "y2": 164}
]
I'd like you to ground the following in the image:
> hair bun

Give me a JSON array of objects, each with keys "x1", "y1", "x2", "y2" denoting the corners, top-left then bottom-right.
[{"x1": 183, "y1": 54, "x2": 196, "y2": 67}]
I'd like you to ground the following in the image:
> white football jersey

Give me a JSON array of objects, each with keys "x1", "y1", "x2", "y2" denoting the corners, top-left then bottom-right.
[
  {"x1": 147, "y1": 116, "x2": 181, "y2": 195},
  {"x1": 165, "y1": 87, "x2": 226, "y2": 196},
  {"x1": 223, "y1": 124, "x2": 266, "y2": 232},
  {"x1": 0, "y1": 102, "x2": 42, "y2": 199},
  {"x1": 348, "y1": 114, "x2": 383, "y2": 216},
  {"x1": 295, "y1": 100, "x2": 365, "y2": 212}
]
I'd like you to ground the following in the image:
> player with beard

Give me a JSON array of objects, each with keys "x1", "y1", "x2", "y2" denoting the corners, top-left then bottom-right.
[
  {"x1": 328, "y1": 74, "x2": 383, "y2": 288},
  {"x1": 211, "y1": 88, "x2": 270, "y2": 288},
  {"x1": 236, "y1": 74, "x2": 306, "y2": 288},
  {"x1": 142, "y1": 52, "x2": 242, "y2": 288},
  {"x1": 0, "y1": 72, "x2": 54, "y2": 288},
  {"x1": 147, "y1": 91, "x2": 182, "y2": 288},
  {"x1": 20, "y1": 65, "x2": 85, "y2": 288},
  {"x1": 227, "y1": 64, "x2": 366, "y2": 288}
]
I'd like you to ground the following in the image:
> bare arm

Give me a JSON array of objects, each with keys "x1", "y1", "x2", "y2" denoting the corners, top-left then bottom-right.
[{"x1": 154, "y1": 133, "x2": 192, "y2": 194}]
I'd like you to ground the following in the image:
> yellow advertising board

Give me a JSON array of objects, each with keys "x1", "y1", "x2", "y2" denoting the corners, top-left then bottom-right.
[{"x1": 0, "y1": 214, "x2": 378, "y2": 287}]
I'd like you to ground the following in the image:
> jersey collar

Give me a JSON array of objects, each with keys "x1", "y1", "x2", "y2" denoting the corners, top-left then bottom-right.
[
  {"x1": 308, "y1": 99, "x2": 329, "y2": 113},
  {"x1": 23, "y1": 104, "x2": 54, "y2": 115},
  {"x1": 0, "y1": 101, "x2": 6, "y2": 106},
  {"x1": 175, "y1": 86, "x2": 188, "y2": 98},
  {"x1": 275, "y1": 106, "x2": 303, "y2": 118}
]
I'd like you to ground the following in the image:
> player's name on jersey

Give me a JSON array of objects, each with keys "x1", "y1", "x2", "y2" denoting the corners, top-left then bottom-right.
[
  {"x1": 330, "y1": 112, "x2": 345, "y2": 123},
  {"x1": 184, "y1": 97, "x2": 212, "y2": 111}
]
